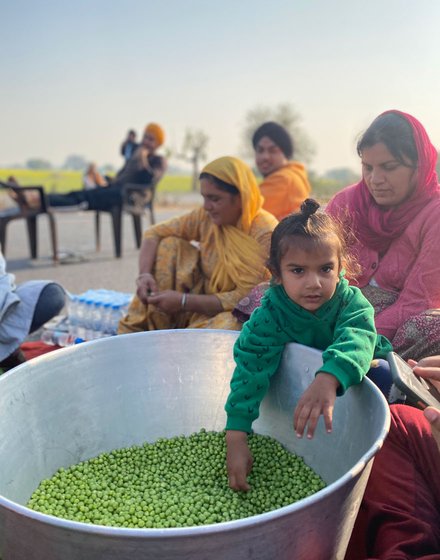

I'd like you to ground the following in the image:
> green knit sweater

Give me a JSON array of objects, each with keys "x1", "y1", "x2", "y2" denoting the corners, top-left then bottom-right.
[{"x1": 225, "y1": 276, "x2": 392, "y2": 432}]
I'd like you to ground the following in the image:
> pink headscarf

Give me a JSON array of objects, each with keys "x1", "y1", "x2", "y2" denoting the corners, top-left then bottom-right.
[{"x1": 347, "y1": 110, "x2": 440, "y2": 252}]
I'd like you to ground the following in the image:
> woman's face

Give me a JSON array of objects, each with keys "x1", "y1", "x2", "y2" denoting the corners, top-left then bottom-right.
[
  {"x1": 255, "y1": 136, "x2": 288, "y2": 177},
  {"x1": 200, "y1": 178, "x2": 242, "y2": 226},
  {"x1": 361, "y1": 142, "x2": 418, "y2": 208}
]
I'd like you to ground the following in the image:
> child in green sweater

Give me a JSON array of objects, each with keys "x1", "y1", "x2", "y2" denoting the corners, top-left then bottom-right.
[{"x1": 225, "y1": 199, "x2": 393, "y2": 491}]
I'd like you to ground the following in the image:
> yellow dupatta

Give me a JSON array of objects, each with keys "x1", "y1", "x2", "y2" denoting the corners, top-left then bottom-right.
[{"x1": 201, "y1": 156, "x2": 268, "y2": 293}]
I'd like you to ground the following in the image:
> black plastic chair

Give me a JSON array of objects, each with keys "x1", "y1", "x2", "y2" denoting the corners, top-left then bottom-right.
[
  {"x1": 94, "y1": 182, "x2": 156, "y2": 257},
  {"x1": 0, "y1": 182, "x2": 58, "y2": 262}
]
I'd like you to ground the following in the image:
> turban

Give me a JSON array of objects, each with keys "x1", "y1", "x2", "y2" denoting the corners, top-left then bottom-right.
[{"x1": 145, "y1": 123, "x2": 165, "y2": 147}]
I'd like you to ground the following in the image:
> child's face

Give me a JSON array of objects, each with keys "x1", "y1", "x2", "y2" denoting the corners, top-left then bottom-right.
[{"x1": 275, "y1": 241, "x2": 341, "y2": 313}]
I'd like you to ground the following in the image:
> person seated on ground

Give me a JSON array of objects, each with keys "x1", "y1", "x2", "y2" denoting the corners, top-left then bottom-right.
[
  {"x1": 118, "y1": 156, "x2": 278, "y2": 334},
  {"x1": 346, "y1": 354, "x2": 440, "y2": 559},
  {"x1": 229, "y1": 122, "x2": 312, "y2": 319},
  {"x1": 253, "y1": 121, "x2": 311, "y2": 221},
  {"x1": 48, "y1": 123, "x2": 167, "y2": 212},
  {"x1": 83, "y1": 163, "x2": 108, "y2": 190},
  {"x1": 326, "y1": 110, "x2": 440, "y2": 362},
  {"x1": 224, "y1": 199, "x2": 392, "y2": 491},
  {"x1": 120, "y1": 129, "x2": 138, "y2": 163},
  {"x1": 0, "y1": 248, "x2": 65, "y2": 372},
  {"x1": 235, "y1": 111, "x2": 440, "y2": 361}
]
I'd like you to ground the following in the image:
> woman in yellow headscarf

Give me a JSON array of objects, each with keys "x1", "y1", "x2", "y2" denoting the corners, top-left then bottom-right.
[{"x1": 118, "y1": 156, "x2": 278, "y2": 333}]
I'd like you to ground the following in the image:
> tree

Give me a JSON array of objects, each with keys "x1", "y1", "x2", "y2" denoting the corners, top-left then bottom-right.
[
  {"x1": 179, "y1": 129, "x2": 209, "y2": 191},
  {"x1": 63, "y1": 154, "x2": 88, "y2": 171},
  {"x1": 240, "y1": 102, "x2": 315, "y2": 165},
  {"x1": 26, "y1": 158, "x2": 52, "y2": 169}
]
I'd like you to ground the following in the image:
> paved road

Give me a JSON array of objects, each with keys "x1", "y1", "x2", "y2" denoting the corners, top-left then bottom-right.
[{"x1": 6, "y1": 197, "x2": 201, "y2": 296}]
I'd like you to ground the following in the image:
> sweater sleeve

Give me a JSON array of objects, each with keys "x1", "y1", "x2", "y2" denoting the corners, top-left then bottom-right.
[
  {"x1": 319, "y1": 288, "x2": 386, "y2": 394},
  {"x1": 374, "y1": 214, "x2": 440, "y2": 341},
  {"x1": 224, "y1": 299, "x2": 288, "y2": 432}
]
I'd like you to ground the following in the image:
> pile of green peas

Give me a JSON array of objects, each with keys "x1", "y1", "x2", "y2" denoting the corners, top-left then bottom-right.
[{"x1": 27, "y1": 430, "x2": 326, "y2": 528}]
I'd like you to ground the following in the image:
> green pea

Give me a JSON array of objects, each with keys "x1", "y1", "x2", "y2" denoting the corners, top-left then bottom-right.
[{"x1": 27, "y1": 430, "x2": 325, "y2": 528}]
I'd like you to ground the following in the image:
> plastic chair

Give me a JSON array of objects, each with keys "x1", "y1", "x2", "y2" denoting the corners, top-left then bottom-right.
[
  {"x1": 0, "y1": 182, "x2": 58, "y2": 263},
  {"x1": 95, "y1": 182, "x2": 156, "y2": 257}
]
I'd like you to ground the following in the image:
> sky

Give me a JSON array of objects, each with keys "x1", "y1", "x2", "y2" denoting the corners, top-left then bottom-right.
[{"x1": 1, "y1": 0, "x2": 440, "y2": 176}]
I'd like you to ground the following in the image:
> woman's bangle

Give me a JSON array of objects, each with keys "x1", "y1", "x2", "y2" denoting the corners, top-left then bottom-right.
[
  {"x1": 181, "y1": 293, "x2": 188, "y2": 310},
  {"x1": 137, "y1": 272, "x2": 152, "y2": 279}
]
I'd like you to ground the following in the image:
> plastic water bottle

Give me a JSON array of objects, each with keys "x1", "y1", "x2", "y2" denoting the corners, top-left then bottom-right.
[
  {"x1": 65, "y1": 290, "x2": 134, "y2": 339},
  {"x1": 67, "y1": 295, "x2": 79, "y2": 338},
  {"x1": 101, "y1": 302, "x2": 113, "y2": 336},
  {"x1": 91, "y1": 301, "x2": 104, "y2": 339},
  {"x1": 41, "y1": 329, "x2": 73, "y2": 347},
  {"x1": 83, "y1": 299, "x2": 94, "y2": 341},
  {"x1": 76, "y1": 296, "x2": 87, "y2": 340},
  {"x1": 110, "y1": 303, "x2": 122, "y2": 335}
]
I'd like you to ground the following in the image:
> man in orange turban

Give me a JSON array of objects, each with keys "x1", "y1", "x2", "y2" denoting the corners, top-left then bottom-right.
[
  {"x1": 144, "y1": 123, "x2": 165, "y2": 147},
  {"x1": 48, "y1": 122, "x2": 167, "y2": 212}
]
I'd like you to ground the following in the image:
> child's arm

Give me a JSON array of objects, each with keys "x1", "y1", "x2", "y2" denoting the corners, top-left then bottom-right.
[
  {"x1": 293, "y1": 373, "x2": 340, "y2": 439},
  {"x1": 225, "y1": 304, "x2": 287, "y2": 433},
  {"x1": 224, "y1": 295, "x2": 288, "y2": 490},
  {"x1": 320, "y1": 287, "x2": 392, "y2": 394},
  {"x1": 226, "y1": 430, "x2": 253, "y2": 491}
]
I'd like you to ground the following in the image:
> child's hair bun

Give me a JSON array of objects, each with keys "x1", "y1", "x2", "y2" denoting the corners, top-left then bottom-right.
[{"x1": 300, "y1": 198, "x2": 320, "y2": 218}]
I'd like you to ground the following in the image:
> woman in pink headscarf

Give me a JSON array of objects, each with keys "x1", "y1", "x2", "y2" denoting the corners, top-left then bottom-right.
[{"x1": 326, "y1": 110, "x2": 440, "y2": 361}]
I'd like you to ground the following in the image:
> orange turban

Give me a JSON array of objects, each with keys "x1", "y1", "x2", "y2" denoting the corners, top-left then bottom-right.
[{"x1": 145, "y1": 123, "x2": 165, "y2": 147}]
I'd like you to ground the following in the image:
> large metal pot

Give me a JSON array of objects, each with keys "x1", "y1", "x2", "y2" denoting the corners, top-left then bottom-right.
[{"x1": 0, "y1": 330, "x2": 390, "y2": 559}]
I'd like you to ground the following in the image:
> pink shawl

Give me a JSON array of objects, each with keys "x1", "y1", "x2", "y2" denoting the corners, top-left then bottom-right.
[{"x1": 346, "y1": 110, "x2": 440, "y2": 252}]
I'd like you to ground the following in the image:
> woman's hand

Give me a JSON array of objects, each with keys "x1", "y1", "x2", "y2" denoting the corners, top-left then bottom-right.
[
  {"x1": 424, "y1": 407, "x2": 440, "y2": 452},
  {"x1": 408, "y1": 356, "x2": 440, "y2": 393},
  {"x1": 424, "y1": 404, "x2": 440, "y2": 428},
  {"x1": 408, "y1": 356, "x2": 440, "y2": 451},
  {"x1": 136, "y1": 273, "x2": 157, "y2": 304},
  {"x1": 147, "y1": 290, "x2": 184, "y2": 315},
  {"x1": 226, "y1": 430, "x2": 253, "y2": 491},
  {"x1": 293, "y1": 373, "x2": 339, "y2": 439}
]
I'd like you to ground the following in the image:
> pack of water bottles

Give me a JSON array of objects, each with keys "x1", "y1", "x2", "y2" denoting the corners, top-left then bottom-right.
[
  {"x1": 41, "y1": 289, "x2": 133, "y2": 346},
  {"x1": 68, "y1": 289, "x2": 133, "y2": 341}
]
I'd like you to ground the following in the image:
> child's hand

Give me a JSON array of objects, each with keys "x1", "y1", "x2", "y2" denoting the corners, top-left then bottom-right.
[
  {"x1": 226, "y1": 430, "x2": 253, "y2": 491},
  {"x1": 293, "y1": 373, "x2": 340, "y2": 439}
]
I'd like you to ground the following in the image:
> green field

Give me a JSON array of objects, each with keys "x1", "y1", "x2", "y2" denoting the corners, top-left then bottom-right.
[
  {"x1": 0, "y1": 169, "x2": 193, "y2": 194},
  {"x1": 0, "y1": 168, "x2": 341, "y2": 202}
]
